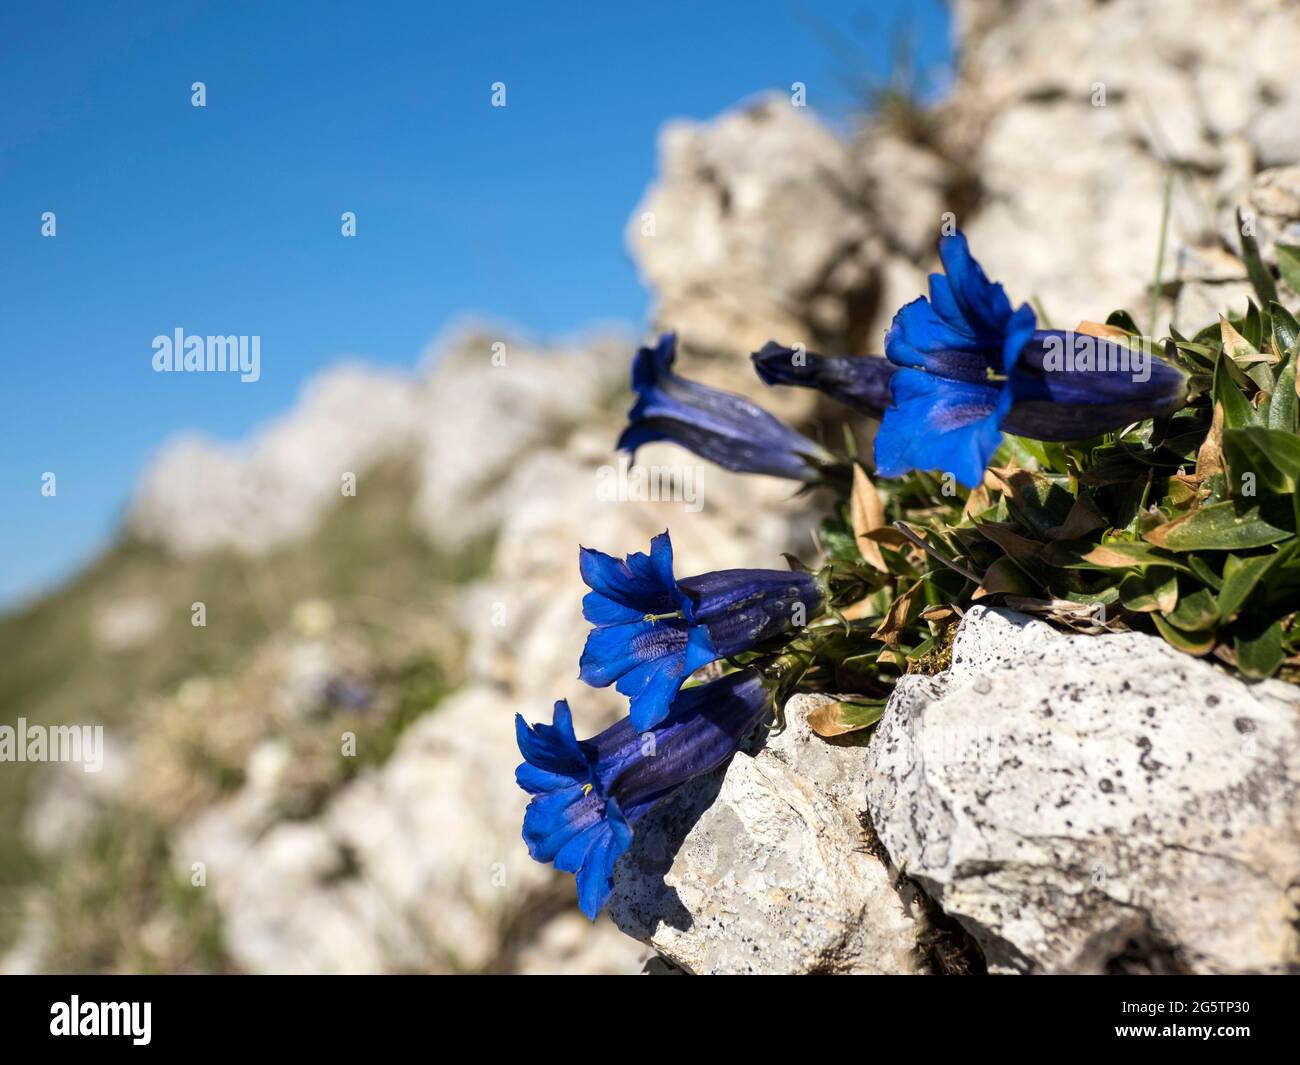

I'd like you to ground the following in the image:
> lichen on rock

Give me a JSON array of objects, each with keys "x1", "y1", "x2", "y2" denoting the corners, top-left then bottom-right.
[{"x1": 867, "y1": 606, "x2": 1300, "y2": 975}]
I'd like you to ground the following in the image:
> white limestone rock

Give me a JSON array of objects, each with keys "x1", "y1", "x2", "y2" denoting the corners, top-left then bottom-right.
[
  {"x1": 177, "y1": 683, "x2": 578, "y2": 974},
  {"x1": 129, "y1": 364, "x2": 420, "y2": 556},
  {"x1": 410, "y1": 327, "x2": 631, "y2": 550},
  {"x1": 947, "y1": 0, "x2": 1300, "y2": 333},
  {"x1": 866, "y1": 606, "x2": 1300, "y2": 974},
  {"x1": 513, "y1": 913, "x2": 647, "y2": 976},
  {"x1": 627, "y1": 94, "x2": 903, "y2": 358},
  {"x1": 128, "y1": 329, "x2": 632, "y2": 558},
  {"x1": 609, "y1": 693, "x2": 926, "y2": 975}
]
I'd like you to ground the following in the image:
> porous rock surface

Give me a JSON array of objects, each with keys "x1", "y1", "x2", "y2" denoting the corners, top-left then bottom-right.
[
  {"x1": 948, "y1": 0, "x2": 1300, "y2": 332},
  {"x1": 627, "y1": 97, "x2": 919, "y2": 361},
  {"x1": 866, "y1": 606, "x2": 1300, "y2": 974},
  {"x1": 609, "y1": 693, "x2": 927, "y2": 975}
]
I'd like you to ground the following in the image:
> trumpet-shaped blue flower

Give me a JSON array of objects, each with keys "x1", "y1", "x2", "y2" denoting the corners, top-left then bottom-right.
[
  {"x1": 618, "y1": 333, "x2": 831, "y2": 481},
  {"x1": 751, "y1": 341, "x2": 895, "y2": 418},
  {"x1": 874, "y1": 232, "x2": 1036, "y2": 488},
  {"x1": 1001, "y1": 333, "x2": 1189, "y2": 441},
  {"x1": 755, "y1": 335, "x2": 1186, "y2": 447},
  {"x1": 874, "y1": 232, "x2": 1188, "y2": 488},
  {"x1": 578, "y1": 531, "x2": 822, "y2": 731},
  {"x1": 517, "y1": 669, "x2": 770, "y2": 918}
]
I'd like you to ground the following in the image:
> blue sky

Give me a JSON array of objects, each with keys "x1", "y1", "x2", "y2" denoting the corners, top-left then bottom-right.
[{"x1": 0, "y1": 0, "x2": 951, "y2": 609}]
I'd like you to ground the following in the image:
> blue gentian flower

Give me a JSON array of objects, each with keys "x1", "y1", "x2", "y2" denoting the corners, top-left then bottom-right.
[
  {"x1": 516, "y1": 669, "x2": 770, "y2": 918},
  {"x1": 874, "y1": 232, "x2": 1037, "y2": 488},
  {"x1": 751, "y1": 341, "x2": 895, "y2": 418},
  {"x1": 874, "y1": 232, "x2": 1188, "y2": 487},
  {"x1": 1000, "y1": 335, "x2": 1190, "y2": 442},
  {"x1": 756, "y1": 334, "x2": 1186, "y2": 447},
  {"x1": 618, "y1": 333, "x2": 832, "y2": 481},
  {"x1": 578, "y1": 531, "x2": 822, "y2": 731}
]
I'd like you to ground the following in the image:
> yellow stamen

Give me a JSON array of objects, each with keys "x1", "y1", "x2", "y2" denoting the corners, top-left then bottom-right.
[{"x1": 581, "y1": 783, "x2": 593, "y2": 796}]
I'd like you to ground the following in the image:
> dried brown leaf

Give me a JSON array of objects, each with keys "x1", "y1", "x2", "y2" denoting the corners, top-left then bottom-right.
[
  {"x1": 870, "y1": 580, "x2": 921, "y2": 647},
  {"x1": 1194, "y1": 401, "x2": 1225, "y2": 481},
  {"x1": 850, "y1": 464, "x2": 888, "y2": 573},
  {"x1": 806, "y1": 699, "x2": 886, "y2": 738},
  {"x1": 975, "y1": 521, "x2": 1042, "y2": 561},
  {"x1": 1075, "y1": 320, "x2": 1131, "y2": 339}
]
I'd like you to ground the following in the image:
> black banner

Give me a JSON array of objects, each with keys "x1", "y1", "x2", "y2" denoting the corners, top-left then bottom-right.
[{"x1": 0, "y1": 974, "x2": 1290, "y2": 1052}]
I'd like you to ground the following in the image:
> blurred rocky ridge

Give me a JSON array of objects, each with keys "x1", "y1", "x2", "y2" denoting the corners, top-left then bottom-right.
[
  {"x1": 946, "y1": 0, "x2": 1300, "y2": 333},
  {"x1": 128, "y1": 330, "x2": 635, "y2": 557},
  {"x1": 10, "y1": 0, "x2": 1300, "y2": 974}
]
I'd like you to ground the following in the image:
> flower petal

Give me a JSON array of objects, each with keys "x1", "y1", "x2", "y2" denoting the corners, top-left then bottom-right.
[
  {"x1": 553, "y1": 821, "x2": 604, "y2": 874},
  {"x1": 617, "y1": 652, "x2": 693, "y2": 732},
  {"x1": 926, "y1": 273, "x2": 975, "y2": 335},
  {"x1": 873, "y1": 367, "x2": 1006, "y2": 488},
  {"x1": 578, "y1": 617, "x2": 689, "y2": 688},
  {"x1": 521, "y1": 783, "x2": 603, "y2": 863},
  {"x1": 619, "y1": 333, "x2": 829, "y2": 481},
  {"x1": 574, "y1": 798, "x2": 634, "y2": 920},
  {"x1": 1000, "y1": 303, "x2": 1038, "y2": 375},
  {"x1": 1004, "y1": 330, "x2": 1191, "y2": 439},
  {"x1": 678, "y1": 569, "x2": 823, "y2": 657},
  {"x1": 514, "y1": 701, "x2": 588, "y2": 779},
  {"x1": 751, "y1": 341, "x2": 895, "y2": 418},
  {"x1": 886, "y1": 295, "x2": 1000, "y2": 382},
  {"x1": 578, "y1": 532, "x2": 680, "y2": 617},
  {"x1": 938, "y1": 231, "x2": 1015, "y2": 338},
  {"x1": 515, "y1": 760, "x2": 579, "y2": 796},
  {"x1": 515, "y1": 671, "x2": 771, "y2": 920},
  {"x1": 609, "y1": 670, "x2": 771, "y2": 803}
]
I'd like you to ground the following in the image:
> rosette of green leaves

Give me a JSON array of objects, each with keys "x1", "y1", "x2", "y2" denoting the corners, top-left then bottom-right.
[
  {"x1": 764, "y1": 246, "x2": 1299, "y2": 742},
  {"x1": 934, "y1": 262, "x2": 1299, "y2": 680}
]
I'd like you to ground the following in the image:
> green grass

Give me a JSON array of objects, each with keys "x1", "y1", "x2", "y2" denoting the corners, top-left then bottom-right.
[{"x1": 0, "y1": 459, "x2": 494, "y2": 959}]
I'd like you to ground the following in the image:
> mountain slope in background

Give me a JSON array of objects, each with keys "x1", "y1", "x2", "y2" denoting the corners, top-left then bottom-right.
[{"x1": 7, "y1": 0, "x2": 1300, "y2": 973}]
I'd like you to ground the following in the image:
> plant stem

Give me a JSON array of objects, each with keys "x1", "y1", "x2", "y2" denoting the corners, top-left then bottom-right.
[{"x1": 1149, "y1": 168, "x2": 1174, "y2": 339}]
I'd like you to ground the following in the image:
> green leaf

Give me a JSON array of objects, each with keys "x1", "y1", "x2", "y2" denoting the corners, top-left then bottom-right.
[
  {"x1": 1246, "y1": 360, "x2": 1275, "y2": 394},
  {"x1": 1244, "y1": 300, "x2": 1266, "y2": 352},
  {"x1": 1119, "y1": 567, "x2": 1178, "y2": 613},
  {"x1": 1193, "y1": 321, "x2": 1224, "y2": 346},
  {"x1": 1063, "y1": 585, "x2": 1121, "y2": 607},
  {"x1": 1187, "y1": 553, "x2": 1224, "y2": 591},
  {"x1": 1277, "y1": 243, "x2": 1300, "y2": 297},
  {"x1": 1221, "y1": 426, "x2": 1300, "y2": 495},
  {"x1": 1269, "y1": 301, "x2": 1300, "y2": 357},
  {"x1": 976, "y1": 556, "x2": 1037, "y2": 597},
  {"x1": 1152, "y1": 613, "x2": 1216, "y2": 655},
  {"x1": 1221, "y1": 314, "x2": 1260, "y2": 360},
  {"x1": 986, "y1": 469, "x2": 1075, "y2": 538},
  {"x1": 1234, "y1": 618, "x2": 1285, "y2": 679},
  {"x1": 999, "y1": 435, "x2": 1067, "y2": 475},
  {"x1": 1168, "y1": 339, "x2": 1218, "y2": 372},
  {"x1": 975, "y1": 521, "x2": 1043, "y2": 562},
  {"x1": 1267, "y1": 349, "x2": 1297, "y2": 432},
  {"x1": 1217, "y1": 553, "x2": 1276, "y2": 620},
  {"x1": 1070, "y1": 540, "x2": 1191, "y2": 572},
  {"x1": 834, "y1": 652, "x2": 888, "y2": 691},
  {"x1": 805, "y1": 698, "x2": 887, "y2": 738},
  {"x1": 1213, "y1": 350, "x2": 1261, "y2": 429},
  {"x1": 1164, "y1": 586, "x2": 1218, "y2": 631},
  {"x1": 1105, "y1": 309, "x2": 1141, "y2": 334},
  {"x1": 1144, "y1": 498, "x2": 1293, "y2": 551},
  {"x1": 819, "y1": 513, "x2": 860, "y2": 563},
  {"x1": 1239, "y1": 216, "x2": 1280, "y2": 308}
]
